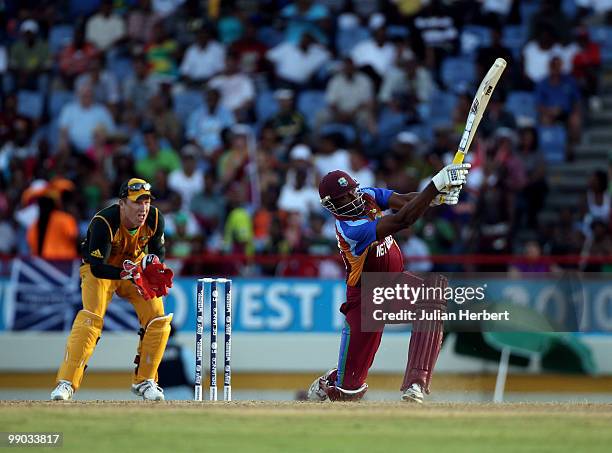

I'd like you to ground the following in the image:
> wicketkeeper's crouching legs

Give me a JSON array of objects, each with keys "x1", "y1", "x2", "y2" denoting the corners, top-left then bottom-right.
[
  {"x1": 56, "y1": 309, "x2": 104, "y2": 391},
  {"x1": 401, "y1": 274, "x2": 448, "y2": 394}
]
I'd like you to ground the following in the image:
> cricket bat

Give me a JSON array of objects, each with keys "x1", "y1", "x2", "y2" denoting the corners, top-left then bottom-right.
[{"x1": 452, "y1": 58, "x2": 507, "y2": 164}]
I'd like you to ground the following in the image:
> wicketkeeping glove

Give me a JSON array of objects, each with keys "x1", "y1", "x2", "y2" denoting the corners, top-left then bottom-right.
[
  {"x1": 141, "y1": 254, "x2": 174, "y2": 298},
  {"x1": 431, "y1": 163, "x2": 471, "y2": 192},
  {"x1": 121, "y1": 259, "x2": 156, "y2": 300}
]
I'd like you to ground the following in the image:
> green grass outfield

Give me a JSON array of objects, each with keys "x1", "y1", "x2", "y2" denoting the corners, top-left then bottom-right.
[{"x1": 1, "y1": 401, "x2": 611, "y2": 452}]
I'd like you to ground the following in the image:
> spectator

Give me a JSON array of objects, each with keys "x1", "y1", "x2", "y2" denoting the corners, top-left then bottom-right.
[
  {"x1": 350, "y1": 16, "x2": 396, "y2": 86},
  {"x1": 217, "y1": 125, "x2": 252, "y2": 194},
  {"x1": 384, "y1": 132, "x2": 431, "y2": 194},
  {"x1": 410, "y1": 2, "x2": 460, "y2": 80},
  {"x1": 278, "y1": 166, "x2": 321, "y2": 214},
  {"x1": 191, "y1": 171, "x2": 226, "y2": 237},
  {"x1": 316, "y1": 57, "x2": 375, "y2": 134},
  {"x1": 179, "y1": 26, "x2": 226, "y2": 85},
  {"x1": 75, "y1": 54, "x2": 121, "y2": 111},
  {"x1": 475, "y1": 27, "x2": 514, "y2": 83},
  {"x1": 85, "y1": 0, "x2": 126, "y2": 52},
  {"x1": 135, "y1": 125, "x2": 181, "y2": 181},
  {"x1": 379, "y1": 51, "x2": 435, "y2": 109},
  {"x1": 479, "y1": 92, "x2": 517, "y2": 139},
  {"x1": 9, "y1": 20, "x2": 51, "y2": 90},
  {"x1": 399, "y1": 229, "x2": 433, "y2": 272},
  {"x1": 168, "y1": 144, "x2": 204, "y2": 211},
  {"x1": 0, "y1": 93, "x2": 33, "y2": 146},
  {"x1": 281, "y1": 0, "x2": 330, "y2": 44},
  {"x1": 152, "y1": 169, "x2": 182, "y2": 213},
  {"x1": 535, "y1": 56, "x2": 582, "y2": 147},
  {"x1": 545, "y1": 208, "x2": 584, "y2": 261},
  {"x1": 509, "y1": 239, "x2": 551, "y2": 274},
  {"x1": 230, "y1": 19, "x2": 269, "y2": 75},
  {"x1": 186, "y1": 87, "x2": 235, "y2": 156},
  {"x1": 144, "y1": 21, "x2": 179, "y2": 82},
  {"x1": 58, "y1": 27, "x2": 99, "y2": 89},
  {"x1": 571, "y1": 26, "x2": 602, "y2": 109},
  {"x1": 515, "y1": 125, "x2": 548, "y2": 230},
  {"x1": 208, "y1": 52, "x2": 255, "y2": 122},
  {"x1": 127, "y1": 0, "x2": 160, "y2": 45},
  {"x1": 582, "y1": 220, "x2": 612, "y2": 272},
  {"x1": 528, "y1": 0, "x2": 572, "y2": 45},
  {"x1": 313, "y1": 133, "x2": 350, "y2": 177},
  {"x1": 522, "y1": 27, "x2": 564, "y2": 86},
  {"x1": 58, "y1": 83, "x2": 115, "y2": 153},
  {"x1": 26, "y1": 189, "x2": 79, "y2": 260},
  {"x1": 165, "y1": 211, "x2": 202, "y2": 258},
  {"x1": 144, "y1": 92, "x2": 182, "y2": 150},
  {"x1": 269, "y1": 89, "x2": 308, "y2": 147},
  {"x1": 582, "y1": 170, "x2": 610, "y2": 235},
  {"x1": 122, "y1": 54, "x2": 156, "y2": 113},
  {"x1": 348, "y1": 148, "x2": 375, "y2": 188},
  {"x1": 266, "y1": 31, "x2": 331, "y2": 89},
  {"x1": 470, "y1": 163, "x2": 514, "y2": 263},
  {"x1": 223, "y1": 184, "x2": 254, "y2": 254}
]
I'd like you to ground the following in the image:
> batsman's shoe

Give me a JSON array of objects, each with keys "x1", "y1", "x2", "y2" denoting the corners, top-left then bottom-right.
[
  {"x1": 132, "y1": 379, "x2": 165, "y2": 401},
  {"x1": 401, "y1": 383, "x2": 424, "y2": 404},
  {"x1": 50, "y1": 380, "x2": 74, "y2": 401},
  {"x1": 307, "y1": 368, "x2": 337, "y2": 402}
]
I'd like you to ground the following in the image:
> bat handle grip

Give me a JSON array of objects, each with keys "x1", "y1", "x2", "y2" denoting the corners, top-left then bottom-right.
[{"x1": 452, "y1": 151, "x2": 465, "y2": 164}]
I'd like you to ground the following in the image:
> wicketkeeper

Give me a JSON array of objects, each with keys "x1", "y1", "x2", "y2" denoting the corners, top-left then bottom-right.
[
  {"x1": 51, "y1": 178, "x2": 175, "y2": 401},
  {"x1": 308, "y1": 164, "x2": 469, "y2": 403}
]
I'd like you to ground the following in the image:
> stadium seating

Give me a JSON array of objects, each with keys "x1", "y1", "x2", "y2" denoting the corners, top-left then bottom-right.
[
  {"x1": 588, "y1": 26, "x2": 612, "y2": 64},
  {"x1": 48, "y1": 24, "x2": 74, "y2": 55},
  {"x1": 427, "y1": 90, "x2": 457, "y2": 127},
  {"x1": 49, "y1": 90, "x2": 74, "y2": 118},
  {"x1": 17, "y1": 90, "x2": 44, "y2": 120},
  {"x1": 538, "y1": 125, "x2": 567, "y2": 163},
  {"x1": 441, "y1": 57, "x2": 476, "y2": 91},
  {"x1": 255, "y1": 91, "x2": 280, "y2": 124},
  {"x1": 173, "y1": 90, "x2": 204, "y2": 124},
  {"x1": 297, "y1": 90, "x2": 326, "y2": 127},
  {"x1": 335, "y1": 26, "x2": 370, "y2": 57},
  {"x1": 502, "y1": 25, "x2": 528, "y2": 59},
  {"x1": 506, "y1": 91, "x2": 537, "y2": 121},
  {"x1": 461, "y1": 25, "x2": 492, "y2": 56}
]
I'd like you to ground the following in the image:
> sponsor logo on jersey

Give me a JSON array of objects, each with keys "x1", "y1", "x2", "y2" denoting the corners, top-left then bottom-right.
[{"x1": 90, "y1": 249, "x2": 103, "y2": 259}]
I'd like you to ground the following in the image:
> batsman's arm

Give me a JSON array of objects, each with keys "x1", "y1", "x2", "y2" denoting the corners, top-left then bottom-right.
[
  {"x1": 375, "y1": 184, "x2": 438, "y2": 240},
  {"x1": 388, "y1": 192, "x2": 419, "y2": 211},
  {"x1": 87, "y1": 218, "x2": 123, "y2": 280},
  {"x1": 147, "y1": 210, "x2": 166, "y2": 262}
]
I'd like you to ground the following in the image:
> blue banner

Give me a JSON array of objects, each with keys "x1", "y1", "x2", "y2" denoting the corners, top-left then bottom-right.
[{"x1": 1, "y1": 261, "x2": 612, "y2": 333}]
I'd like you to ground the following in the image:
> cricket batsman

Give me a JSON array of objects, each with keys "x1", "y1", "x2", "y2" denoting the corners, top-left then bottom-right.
[
  {"x1": 50, "y1": 178, "x2": 175, "y2": 401},
  {"x1": 307, "y1": 163, "x2": 469, "y2": 402}
]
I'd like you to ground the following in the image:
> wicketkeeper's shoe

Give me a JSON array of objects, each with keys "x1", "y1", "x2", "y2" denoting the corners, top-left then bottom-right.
[
  {"x1": 131, "y1": 379, "x2": 165, "y2": 401},
  {"x1": 50, "y1": 380, "x2": 74, "y2": 401},
  {"x1": 401, "y1": 383, "x2": 424, "y2": 404},
  {"x1": 307, "y1": 368, "x2": 337, "y2": 402}
]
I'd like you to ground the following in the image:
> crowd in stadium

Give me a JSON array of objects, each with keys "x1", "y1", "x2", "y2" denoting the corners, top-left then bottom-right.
[{"x1": 0, "y1": 0, "x2": 611, "y2": 276}]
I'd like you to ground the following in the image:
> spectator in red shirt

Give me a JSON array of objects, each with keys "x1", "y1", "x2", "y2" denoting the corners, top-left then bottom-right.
[
  {"x1": 58, "y1": 28, "x2": 99, "y2": 89},
  {"x1": 230, "y1": 20, "x2": 269, "y2": 75},
  {"x1": 571, "y1": 26, "x2": 601, "y2": 109}
]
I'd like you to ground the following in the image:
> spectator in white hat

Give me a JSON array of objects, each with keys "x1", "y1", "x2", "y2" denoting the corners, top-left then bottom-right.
[{"x1": 9, "y1": 20, "x2": 51, "y2": 90}]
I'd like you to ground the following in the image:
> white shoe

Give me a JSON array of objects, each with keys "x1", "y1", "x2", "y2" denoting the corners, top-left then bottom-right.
[
  {"x1": 401, "y1": 383, "x2": 424, "y2": 404},
  {"x1": 307, "y1": 368, "x2": 336, "y2": 402},
  {"x1": 50, "y1": 380, "x2": 74, "y2": 401},
  {"x1": 131, "y1": 379, "x2": 165, "y2": 401}
]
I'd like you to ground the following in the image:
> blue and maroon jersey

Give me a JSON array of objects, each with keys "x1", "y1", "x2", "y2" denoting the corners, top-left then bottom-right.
[{"x1": 335, "y1": 187, "x2": 404, "y2": 287}]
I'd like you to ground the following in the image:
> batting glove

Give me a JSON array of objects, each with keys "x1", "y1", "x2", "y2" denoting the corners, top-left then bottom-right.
[
  {"x1": 431, "y1": 163, "x2": 471, "y2": 192},
  {"x1": 430, "y1": 187, "x2": 461, "y2": 206}
]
